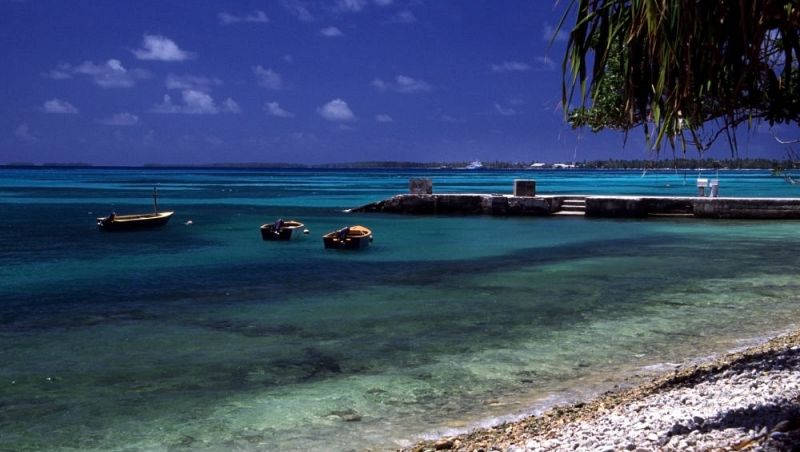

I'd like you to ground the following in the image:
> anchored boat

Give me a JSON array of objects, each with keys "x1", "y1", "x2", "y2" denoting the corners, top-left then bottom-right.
[
  {"x1": 322, "y1": 225, "x2": 373, "y2": 250},
  {"x1": 97, "y1": 187, "x2": 174, "y2": 231},
  {"x1": 260, "y1": 219, "x2": 305, "y2": 241}
]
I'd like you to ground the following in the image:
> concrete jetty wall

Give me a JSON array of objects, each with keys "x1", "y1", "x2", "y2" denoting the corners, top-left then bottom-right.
[
  {"x1": 350, "y1": 194, "x2": 800, "y2": 220},
  {"x1": 350, "y1": 194, "x2": 554, "y2": 216}
]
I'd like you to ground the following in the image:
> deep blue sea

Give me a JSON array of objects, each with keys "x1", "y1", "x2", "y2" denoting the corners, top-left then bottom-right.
[{"x1": 2, "y1": 167, "x2": 800, "y2": 451}]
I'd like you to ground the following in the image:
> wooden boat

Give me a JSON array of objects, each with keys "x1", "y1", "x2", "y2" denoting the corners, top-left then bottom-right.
[
  {"x1": 97, "y1": 211, "x2": 174, "y2": 231},
  {"x1": 97, "y1": 187, "x2": 174, "y2": 231},
  {"x1": 260, "y1": 219, "x2": 305, "y2": 241},
  {"x1": 322, "y1": 225, "x2": 373, "y2": 250}
]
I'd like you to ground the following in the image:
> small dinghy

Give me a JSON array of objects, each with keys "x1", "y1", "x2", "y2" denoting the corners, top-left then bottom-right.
[
  {"x1": 97, "y1": 187, "x2": 174, "y2": 231},
  {"x1": 322, "y1": 225, "x2": 373, "y2": 250},
  {"x1": 260, "y1": 219, "x2": 305, "y2": 241}
]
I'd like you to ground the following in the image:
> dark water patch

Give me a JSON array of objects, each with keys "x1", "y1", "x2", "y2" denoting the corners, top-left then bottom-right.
[
  {"x1": 271, "y1": 347, "x2": 344, "y2": 382},
  {"x1": 193, "y1": 319, "x2": 302, "y2": 337},
  {"x1": 0, "y1": 309, "x2": 158, "y2": 333}
]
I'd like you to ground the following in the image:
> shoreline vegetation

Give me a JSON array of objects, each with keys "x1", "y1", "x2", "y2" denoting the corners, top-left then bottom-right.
[
  {"x1": 404, "y1": 330, "x2": 800, "y2": 452},
  {"x1": 1, "y1": 158, "x2": 797, "y2": 171}
]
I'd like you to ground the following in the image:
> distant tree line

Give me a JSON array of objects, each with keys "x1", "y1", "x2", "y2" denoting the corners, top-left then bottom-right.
[
  {"x1": 3, "y1": 158, "x2": 797, "y2": 170},
  {"x1": 579, "y1": 158, "x2": 796, "y2": 170}
]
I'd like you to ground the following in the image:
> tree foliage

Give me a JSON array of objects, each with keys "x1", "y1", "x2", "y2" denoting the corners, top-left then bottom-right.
[{"x1": 561, "y1": 0, "x2": 800, "y2": 154}]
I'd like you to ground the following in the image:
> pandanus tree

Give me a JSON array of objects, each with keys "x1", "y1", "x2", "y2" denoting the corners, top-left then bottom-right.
[{"x1": 560, "y1": 0, "x2": 800, "y2": 154}]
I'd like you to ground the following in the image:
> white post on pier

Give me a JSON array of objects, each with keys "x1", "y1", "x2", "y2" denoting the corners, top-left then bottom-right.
[{"x1": 696, "y1": 178, "x2": 708, "y2": 197}]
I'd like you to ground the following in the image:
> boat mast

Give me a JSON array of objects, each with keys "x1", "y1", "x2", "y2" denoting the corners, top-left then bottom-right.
[{"x1": 152, "y1": 186, "x2": 159, "y2": 214}]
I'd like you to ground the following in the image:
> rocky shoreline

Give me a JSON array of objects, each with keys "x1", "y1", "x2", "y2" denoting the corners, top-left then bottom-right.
[{"x1": 404, "y1": 330, "x2": 800, "y2": 452}]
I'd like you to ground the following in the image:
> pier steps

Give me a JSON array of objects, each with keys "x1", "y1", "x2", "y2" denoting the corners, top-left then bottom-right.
[{"x1": 555, "y1": 197, "x2": 586, "y2": 215}]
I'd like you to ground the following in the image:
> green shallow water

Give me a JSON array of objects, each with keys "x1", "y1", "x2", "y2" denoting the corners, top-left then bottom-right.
[{"x1": 1, "y1": 168, "x2": 800, "y2": 450}]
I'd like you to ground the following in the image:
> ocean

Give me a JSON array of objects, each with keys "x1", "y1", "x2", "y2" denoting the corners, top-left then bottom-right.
[{"x1": 2, "y1": 167, "x2": 799, "y2": 451}]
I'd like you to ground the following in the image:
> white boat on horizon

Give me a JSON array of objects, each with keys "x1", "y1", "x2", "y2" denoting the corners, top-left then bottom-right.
[{"x1": 465, "y1": 160, "x2": 483, "y2": 170}]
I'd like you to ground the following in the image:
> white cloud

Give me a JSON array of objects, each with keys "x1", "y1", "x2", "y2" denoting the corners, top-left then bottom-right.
[
  {"x1": 42, "y1": 98, "x2": 78, "y2": 114},
  {"x1": 318, "y1": 98, "x2": 355, "y2": 121},
  {"x1": 536, "y1": 56, "x2": 556, "y2": 70},
  {"x1": 46, "y1": 59, "x2": 150, "y2": 88},
  {"x1": 320, "y1": 26, "x2": 343, "y2": 37},
  {"x1": 543, "y1": 22, "x2": 569, "y2": 42},
  {"x1": 387, "y1": 10, "x2": 416, "y2": 24},
  {"x1": 440, "y1": 114, "x2": 465, "y2": 123},
  {"x1": 221, "y1": 98, "x2": 241, "y2": 114},
  {"x1": 165, "y1": 74, "x2": 222, "y2": 92},
  {"x1": 253, "y1": 66, "x2": 283, "y2": 90},
  {"x1": 98, "y1": 112, "x2": 140, "y2": 126},
  {"x1": 151, "y1": 90, "x2": 240, "y2": 115},
  {"x1": 376, "y1": 114, "x2": 393, "y2": 123},
  {"x1": 336, "y1": 0, "x2": 367, "y2": 12},
  {"x1": 133, "y1": 34, "x2": 194, "y2": 61},
  {"x1": 490, "y1": 61, "x2": 532, "y2": 73},
  {"x1": 372, "y1": 75, "x2": 431, "y2": 93},
  {"x1": 282, "y1": 0, "x2": 315, "y2": 22},
  {"x1": 265, "y1": 101, "x2": 294, "y2": 118},
  {"x1": 14, "y1": 124, "x2": 36, "y2": 142},
  {"x1": 494, "y1": 103, "x2": 516, "y2": 116},
  {"x1": 44, "y1": 65, "x2": 72, "y2": 80},
  {"x1": 219, "y1": 10, "x2": 269, "y2": 25},
  {"x1": 75, "y1": 59, "x2": 150, "y2": 88},
  {"x1": 205, "y1": 136, "x2": 225, "y2": 146}
]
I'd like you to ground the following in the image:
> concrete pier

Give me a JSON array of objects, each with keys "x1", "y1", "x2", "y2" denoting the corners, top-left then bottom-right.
[{"x1": 349, "y1": 194, "x2": 800, "y2": 220}]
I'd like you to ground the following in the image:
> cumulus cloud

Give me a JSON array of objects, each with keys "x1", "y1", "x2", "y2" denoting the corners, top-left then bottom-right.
[
  {"x1": 318, "y1": 98, "x2": 355, "y2": 121},
  {"x1": 542, "y1": 22, "x2": 569, "y2": 42},
  {"x1": 282, "y1": 0, "x2": 315, "y2": 22},
  {"x1": 98, "y1": 112, "x2": 140, "y2": 126},
  {"x1": 253, "y1": 66, "x2": 283, "y2": 90},
  {"x1": 44, "y1": 65, "x2": 72, "y2": 80},
  {"x1": 490, "y1": 61, "x2": 532, "y2": 73},
  {"x1": 42, "y1": 98, "x2": 78, "y2": 114},
  {"x1": 45, "y1": 59, "x2": 150, "y2": 88},
  {"x1": 371, "y1": 75, "x2": 431, "y2": 93},
  {"x1": 165, "y1": 74, "x2": 222, "y2": 92},
  {"x1": 336, "y1": 0, "x2": 367, "y2": 12},
  {"x1": 536, "y1": 56, "x2": 556, "y2": 70},
  {"x1": 320, "y1": 26, "x2": 343, "y2": 37},
  {"x1": 218, "y1": 10, "x2": 269, "y2": 25},
  {"x1": 133, "y1": 34, "x2": 194, "y2": 61},
  {"x1": 494, "y1": 103, "x2": 516, "y2": 116},
  {"x1": 387, "y1": 10, "x2": 416, "y2": 24},
  {"x1": 221, "y1": 98, "x2": 241, "y2": 113},
  {"x1": 151, "y1": 90, "x2": 240, "y2": 115},
  {"x1": 264, "y1": 101, "x2": 294, "y2": 118},
  {"x1": 14, "y1": 124, "x2": 36, "y2": 142},
  {"x1": 376, "y1": 114, "x2": 393, "y2": 123},
  {"x1": 76, "y1": 59, "x2": 150, "y2": 87}
]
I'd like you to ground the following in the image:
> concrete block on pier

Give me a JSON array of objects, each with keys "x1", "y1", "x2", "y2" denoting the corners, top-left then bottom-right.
[
  {"x1": 409, "y1": 178, "x2": 433, "y2": 194},
  {"x1": 513, "y1": 179, "x2": 536, "y2": 197}
]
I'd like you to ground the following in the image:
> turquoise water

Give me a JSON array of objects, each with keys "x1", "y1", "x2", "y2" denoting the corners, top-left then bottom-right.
[{"x1": 2, "y1": 168, "x2": 800, "y2": 451}]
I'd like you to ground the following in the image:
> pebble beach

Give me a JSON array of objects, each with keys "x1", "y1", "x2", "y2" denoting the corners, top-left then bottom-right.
[{"x1": 407, "y1": 330, "x2": 800, "y2": 452}]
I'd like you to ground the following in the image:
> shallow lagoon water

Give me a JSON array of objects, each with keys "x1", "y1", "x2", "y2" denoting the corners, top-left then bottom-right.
[{"x1": 1, "y1": 168, "x2": 800, "y2": 450}]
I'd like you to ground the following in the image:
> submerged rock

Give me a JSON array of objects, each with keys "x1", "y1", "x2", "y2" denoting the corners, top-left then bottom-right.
[{"x1": 329, "y1": 408, "x2": 362, "y2": 422}]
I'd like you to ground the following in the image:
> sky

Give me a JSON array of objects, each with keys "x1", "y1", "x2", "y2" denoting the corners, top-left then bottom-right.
[{"x1": 0, "y1": 0, "x2": 796, "y2": 165}]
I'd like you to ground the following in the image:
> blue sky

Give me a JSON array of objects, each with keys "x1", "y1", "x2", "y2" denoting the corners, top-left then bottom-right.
[{"x1": 0, "y1": 0, "x2": 794, "y2": 165}]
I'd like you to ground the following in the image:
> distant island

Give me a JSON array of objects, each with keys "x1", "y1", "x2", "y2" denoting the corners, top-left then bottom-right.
[{"x1": 2, "y1": 158, "x2": 797, "y2": 171}]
